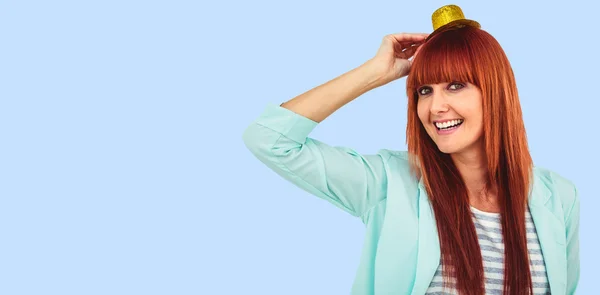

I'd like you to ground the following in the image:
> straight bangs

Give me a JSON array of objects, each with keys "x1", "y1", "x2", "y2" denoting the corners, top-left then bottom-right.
[{"x1": 406, "y1": 27, "x2": 481, "y2": 96}]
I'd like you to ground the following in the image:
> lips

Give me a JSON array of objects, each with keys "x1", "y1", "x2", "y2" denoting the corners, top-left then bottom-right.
[
  {"x1": 434, "y1": 120, "x2": 463, "y2": 135},
  {"x1": 434, "y1": 119, "x2": 464, "y2": 130}
]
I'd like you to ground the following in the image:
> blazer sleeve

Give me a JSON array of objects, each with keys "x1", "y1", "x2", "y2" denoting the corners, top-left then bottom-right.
[
  {"x1": 565, "y1": 184, "x2": 580, "y2": 295},
  {"x1": 242, "y1": 103, "x2": 389, "y2": 217}
]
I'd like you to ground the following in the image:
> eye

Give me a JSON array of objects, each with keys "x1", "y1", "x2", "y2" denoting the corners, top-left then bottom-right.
[
  {"x1": 448, "y1": 82, "x2": 465, "y2": 90},
  {"x1": 417, "y1": 86, "x2": 431, "y2": 96}
]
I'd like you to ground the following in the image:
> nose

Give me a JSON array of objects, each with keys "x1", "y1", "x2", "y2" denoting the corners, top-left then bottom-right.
[{"x1": 429, "y1": 90, "x2": 449, "y2": 115}]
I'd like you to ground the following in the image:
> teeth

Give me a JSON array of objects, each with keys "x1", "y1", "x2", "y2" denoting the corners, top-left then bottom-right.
[{"x1": 435, "y1": 119, "x2": 463, "y2": 129}]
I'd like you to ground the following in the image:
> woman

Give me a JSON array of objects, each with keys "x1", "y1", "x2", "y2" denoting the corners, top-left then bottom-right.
[{"x1": 242, "y1": 7, "x2": 579, "y2": 295}]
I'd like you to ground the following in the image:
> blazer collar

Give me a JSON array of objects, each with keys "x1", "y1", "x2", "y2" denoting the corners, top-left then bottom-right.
[
  {"x1": 410, "y1": 180, "x2": 440, "y2": 295},
  {"x1": 528, "y1": 172, "x2": 567, "y2": 294},
  {"x1": 528, "y1": 172, "x2": 551, "y2": 207}
]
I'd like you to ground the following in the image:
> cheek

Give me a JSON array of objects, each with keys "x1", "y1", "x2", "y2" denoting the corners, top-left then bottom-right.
[
  {"x1": 416, "y1": 100, "x2": 429, "y2": 125},
  {"x1": 460, "y1": 105, "x2": 484, "y2": 135},
  {"x1": 467, "y1": 104, "x2": 483, "y2": 124},
  {"x1": 455, "y1": 99, "x2": 482, "y2": 123}
]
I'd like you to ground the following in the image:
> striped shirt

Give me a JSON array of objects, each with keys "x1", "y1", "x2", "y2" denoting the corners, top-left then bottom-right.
[{"x1": 425, "y1": 206, "x2": 551, "y2": 294}]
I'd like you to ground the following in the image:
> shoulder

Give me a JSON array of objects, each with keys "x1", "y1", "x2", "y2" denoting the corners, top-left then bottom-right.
[
  {"x1": 376, "y1": 149, "x2": 410, "y2": 162},
  {"x1": 375, "y1": 149, "x2": 421, "y2": 186},
  {"x1": 375, "y1": 149, "x2": 411, "y2": 171},
  {"x1": 533, "y1": 166, "x2": 579, "y2": 218}
]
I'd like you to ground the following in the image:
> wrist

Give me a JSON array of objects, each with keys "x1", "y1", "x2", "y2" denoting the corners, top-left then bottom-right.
[{"x1": 359, "y1": 59, "x2": 387, "y2": 89}]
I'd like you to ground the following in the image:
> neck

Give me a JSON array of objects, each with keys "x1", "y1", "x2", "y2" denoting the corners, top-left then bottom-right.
[{"x1": 451, "y1": 146, "x2": 497, "y2": 204}]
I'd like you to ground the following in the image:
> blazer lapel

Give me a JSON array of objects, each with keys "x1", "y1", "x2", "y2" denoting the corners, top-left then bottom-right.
[
  {"x1": 410, "y1": 180, "x2": 441, "y2": 295},
  {"x1": 410, "y1": 175, "x2": 567, "y2": 294},
  {"x1": 528, "y1": 174, "x2": 567, "y2": 295}
]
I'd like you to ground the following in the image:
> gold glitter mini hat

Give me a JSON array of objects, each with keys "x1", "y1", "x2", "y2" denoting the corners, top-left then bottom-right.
[{"x1": 425, "y1": 4, "x2": 480, "y2": 41}]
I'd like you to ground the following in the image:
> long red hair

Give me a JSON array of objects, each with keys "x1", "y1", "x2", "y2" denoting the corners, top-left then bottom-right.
[{"x1": 405, "y1": 26, "x2": 534, "y2": 294}]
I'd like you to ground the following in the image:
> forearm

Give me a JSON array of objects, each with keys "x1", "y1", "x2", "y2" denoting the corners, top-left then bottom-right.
[{"x1": 280, "y1": 59, "x2": 384, "y2": 123}]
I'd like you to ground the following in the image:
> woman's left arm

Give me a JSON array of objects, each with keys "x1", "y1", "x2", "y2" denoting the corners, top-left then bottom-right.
[{"x1": 565, "y1": 185, "x2": 580, "y2": 295}]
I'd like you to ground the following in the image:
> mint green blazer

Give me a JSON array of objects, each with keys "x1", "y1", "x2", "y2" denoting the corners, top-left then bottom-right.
[{"x1": 243, "y1": 103, "x2": 580, "y2": 295}]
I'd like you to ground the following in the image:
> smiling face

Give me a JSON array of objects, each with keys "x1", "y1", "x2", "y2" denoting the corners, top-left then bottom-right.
[{"x1": 416, "y1": 81, "x2": 484, "y2": 154}]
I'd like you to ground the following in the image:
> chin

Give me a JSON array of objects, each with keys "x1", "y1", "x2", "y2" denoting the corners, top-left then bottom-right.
[{"x1": 435, "y1": 143, "x2": 463, "y2": 154}]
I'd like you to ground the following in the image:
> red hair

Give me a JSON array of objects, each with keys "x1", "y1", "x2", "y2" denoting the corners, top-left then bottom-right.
[{"x1": 405, "y1": 26, "x2": 534, "y2": 294}]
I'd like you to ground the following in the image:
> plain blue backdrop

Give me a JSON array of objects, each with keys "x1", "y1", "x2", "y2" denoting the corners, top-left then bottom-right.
[{"x1": 1, "y1": 0, "x2": 597, "y2": 294}]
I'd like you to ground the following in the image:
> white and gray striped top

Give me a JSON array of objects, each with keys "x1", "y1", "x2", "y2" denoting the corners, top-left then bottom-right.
[{"x1": 425, "y1": 206, "x2": 551, "y2": 295}]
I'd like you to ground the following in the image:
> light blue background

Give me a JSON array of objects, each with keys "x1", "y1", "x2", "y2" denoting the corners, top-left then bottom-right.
[{"x1": 1, "y1": 0, "x2": 597, "y2": 294}]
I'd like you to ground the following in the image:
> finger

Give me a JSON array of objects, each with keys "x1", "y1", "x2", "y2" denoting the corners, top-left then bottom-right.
[
  {"x1": 393, "y1": 40, "x2": 422, "y2": 52},
  {"x1": 406, "y1": 46, "x2": 418, "y2": 59},
  {"x1": 389, "y1": 33, "x2": 430, "y2": 43},
  {"x1": 398, "y1": 40, "x2": 424, "y2": 47},
  {"x1": 397, "y1": 44, "x2": 418, "y2": 59},
  {"x1": 404, "y1": 42, "x2": 426, "y2": 59},
  {"x1": 394, "y1": 41, "x2": 424, "y2": 57},
  {"x1": 390, "y1": 32, "x2": 429, "y2": 38},
  {"x1": 396, "y1": 42, "x2": 422, "y2": 56}
]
